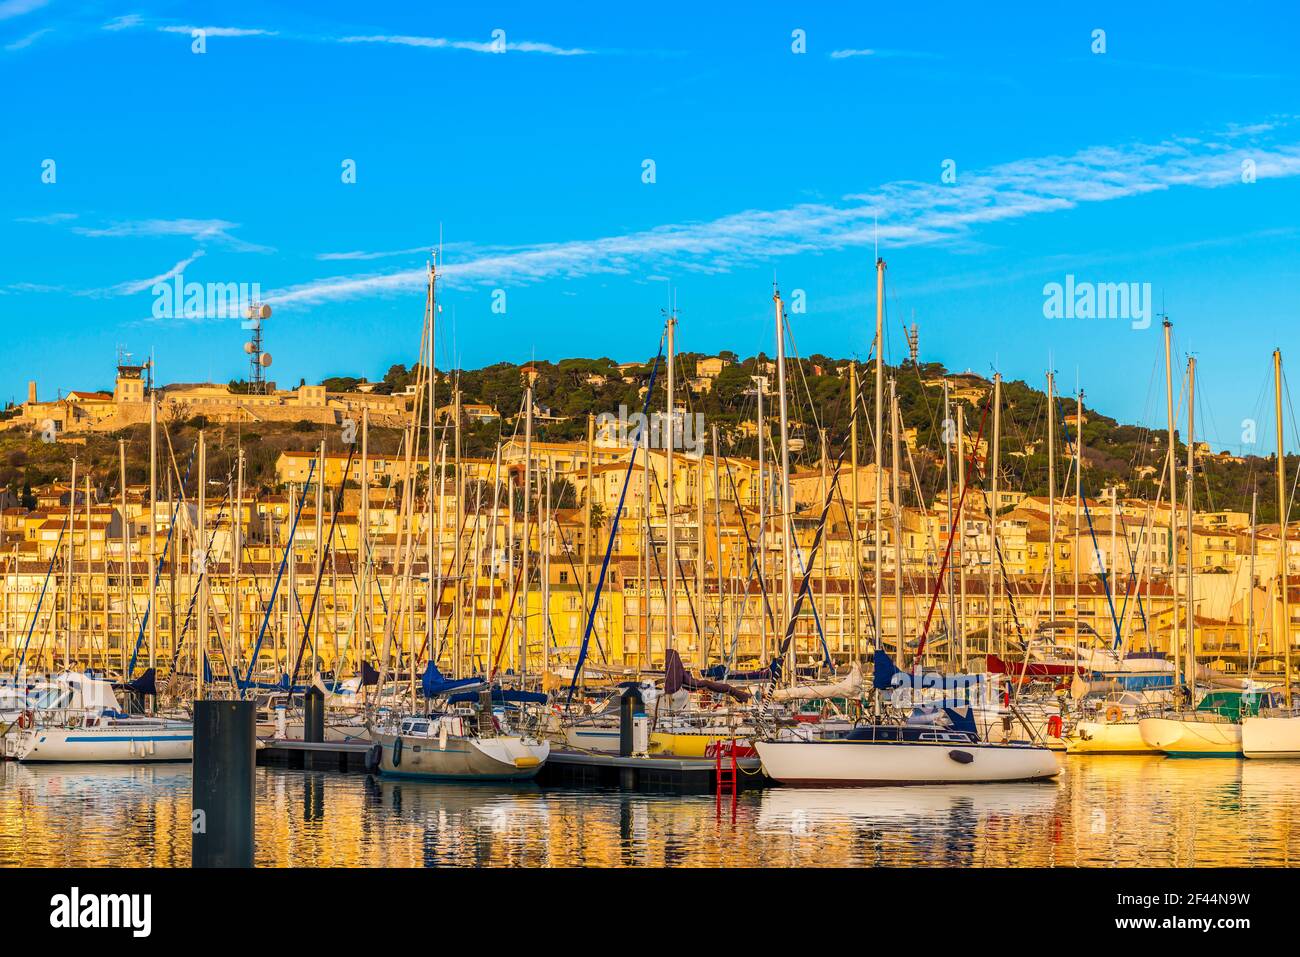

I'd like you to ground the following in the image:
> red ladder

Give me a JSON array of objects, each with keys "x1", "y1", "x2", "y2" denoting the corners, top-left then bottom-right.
[{"x1": 715, "y1": 738, "x2": 738, "y2": 819}]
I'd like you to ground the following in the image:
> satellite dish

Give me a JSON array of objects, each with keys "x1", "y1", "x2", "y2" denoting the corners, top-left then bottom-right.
[
  {"x1": 260, "y1": 353, "x2": 273, "y2": 367},
  {"x1": 258, "y1": 304, "x2": 272, "y2": 320},
  {"x1": 244, "y1": 342, "x2": 256, "y2": 354}
]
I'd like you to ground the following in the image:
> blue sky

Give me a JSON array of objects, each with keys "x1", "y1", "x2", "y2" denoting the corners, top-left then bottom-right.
[{"x1": 2, "y1": 1, "x2": 1299, "y2": 452}]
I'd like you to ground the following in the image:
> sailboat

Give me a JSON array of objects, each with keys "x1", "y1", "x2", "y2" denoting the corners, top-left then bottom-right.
[
  {"x1": 366, "y1": 257, "x2": 549, "y2": 781},
  {"x1": 751, "y1": 265, "x2": 1060, "y2": 786},
  {"x1": 10, "y1": 671, "x2": 193, "y2": 763},
  {"x1": 1138, "y1": 338, "x2": 1263, "y2": 756},
  {"x1": 1240, "y1": 348, "x2": 1300, "y2": 758}
]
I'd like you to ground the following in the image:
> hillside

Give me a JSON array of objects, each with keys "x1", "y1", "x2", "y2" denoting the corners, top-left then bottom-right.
[{"x1": 0, "y1": 354, "x2": 1287, "y2": 522}]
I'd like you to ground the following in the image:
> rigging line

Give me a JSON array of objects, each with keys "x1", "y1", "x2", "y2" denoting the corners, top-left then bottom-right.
[
  {"x1": 288, "y1": 444, "x2": 358, "y2": 692},
  {"x1": 241, "y1": 457, "x2": 315, "y2": 690},
  {"x1": 564, "y1": 338, "x2": 665, "y2": 705},
  {"x1": 127, "y1": 442, "x2": 198, "y2": 679},
  {"x1": 1056, "y1": 398, "x2": 1123, "y2": 643},
  {"x1": 913, "y1": 391, "x2": 993, "y2": 664}
]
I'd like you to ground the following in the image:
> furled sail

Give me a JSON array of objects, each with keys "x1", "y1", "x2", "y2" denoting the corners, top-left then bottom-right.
[{"x1": 770, "y1": 661, "x2": 863, "y2": 702}]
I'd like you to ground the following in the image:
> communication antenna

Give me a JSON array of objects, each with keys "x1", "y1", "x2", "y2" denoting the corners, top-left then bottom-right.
[
  {"x1": 907, "y1": 321, "x2": 919, "y2": 363},
  {"x1": 243, "y1": 302, "x2": 273, "y2": 394}
]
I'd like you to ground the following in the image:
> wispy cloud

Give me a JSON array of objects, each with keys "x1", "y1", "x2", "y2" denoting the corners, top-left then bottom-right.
[
  {"x1": 265, "y1": 123, "x2": 1300, "y2": 309},
  {"x1": 157, "y1": 24, "x2": 278, "y2": 38},
  {"x1": 0, "y1": 0, "x2": 48, "y2": 21},
  {"x1": 830, "y1": 48, "x2": 939, "y2": 60},
  {"x1": 338, "y1": 34, "x2": 589, "y2": 55},
  {"x1": 70, "y1": 217, "x2": 273, "y2": 253},
  {"x1": 15, "y1": 211, "x2": 77, "y2": 224},
  {"x1": 102, "y1": 14, "x2": 142, "y2": 31},
  {"x1": 316, "y1": 246, "x2": 431, "y2": 262},
  {"x1": 102, "y1": 16, "x2": 591, "y2": 56},
  {"x1": 4, "y1": 26, "x2": 50, "y2": 50},
  {"x1": 107, "y1": 249, "x2": 206, "y2": 296}
]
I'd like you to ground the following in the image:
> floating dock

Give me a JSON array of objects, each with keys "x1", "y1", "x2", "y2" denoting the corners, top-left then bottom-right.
[
  {"x1": 255, "y1": 739, "x2": 769, "y2": 792},
  {"x1": 257, "y1": 739, "x2": 372, "y2": 773},
  {"x1": 540, "y1": 748, "x2": 768, "y2": 794}
]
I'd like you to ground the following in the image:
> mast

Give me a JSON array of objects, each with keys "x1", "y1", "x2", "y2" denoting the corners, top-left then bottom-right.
[
  {"x1": 583, "y1": 412, "x2": 594, "y2": 686},
  {"x1": 234, "y1": 447, "x2": 243, "y2": 684},
  {"x1": 665, "y1": 310, "x2": 676, "y2": 659},
  {"x1": 521, "y1": 381, "x2": 533, "y2": 678},
  {"x1": 1047, "y1": 372, "x2": 1056, "y2": 628},
  {"x1": 990, "y1": 373, "x2": 1001, "y2": 660},
  {"x1": 1185, "y1": 357, "x2": 1197, "y2": 693},
  {"x1": 849, "y1": 362, "x2": 860, "y2": 654},
  {"x1": 67, "y1": 456, "x2": 76, "y2": 667},
  {"x1": 641, "y1": 426, "x2": 650, "y2": 672},
  {"x1": 819, "y1": 427, "x2": 828, "y2": 661},
  {"x1": 1163, "y1": 319, "x2": 1181, "y2": 693},
  {"x1": 426, "y1": 262, "x2": 437, "y2": 687},
  {"x1": 196, "y1": 430, "x2": 207, "y2": 700},
  {"x1": 957, "y1": 404, "x2": 967, "y2": 670},
  {"x1": 1275, "y1": 349, "x2": 1291, "y2": 708},
  {"x1": 944, "y1": 379, "x2": 954, "y2": 669},
  {"x1": 891, "y1": 378, "x2": 903, "y2": 650},
  {"x1": 712, "y1": 424, "x2": 724, "y2": 664},
  {"x1": 359, "y1": 409, "x2": 369, "y2": 665},
  {"x1": 873, "y1": 258, "x2": 886, "y2": 659},
  {"x1": 119, "y1": 439, "x2": 130, "y2": 677},
  {"x1": 314, "y1": 439, "x2": 324, "y2": 678},
  {"x1": 149, "y1": 390, "x2": 157, "y2": 681},
  {"x1": 752, "y1": 374, "x2": 768, "y2": 662},
  {"x1": 454, "y1": 387, "x2": 464, "y2": 677},
  {"x1": 542, "y1": 466, "x2": 551, "y2": 677},
  {"x1": 698, "y1": 438, "x2": 707, "y2": 668},
  {"x1": 1074, "y1": 390, "x2": 1082, "y2": 649},
  {"x1": 774, "y1": 287, "x2": 795, "y2": 679},
  {"x1": 1249, "y1": 490, "x2": 1257, "y2": 684}
]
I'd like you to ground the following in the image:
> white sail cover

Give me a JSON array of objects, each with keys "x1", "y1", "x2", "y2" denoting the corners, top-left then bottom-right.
[{"x1": 770, "y1": 661, "x2": 863, "y2": 702}]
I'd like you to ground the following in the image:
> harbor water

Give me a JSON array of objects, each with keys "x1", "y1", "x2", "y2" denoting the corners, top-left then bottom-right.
[{"x1": 5, "y1": 755, "x2": 1300, "y2": 867}]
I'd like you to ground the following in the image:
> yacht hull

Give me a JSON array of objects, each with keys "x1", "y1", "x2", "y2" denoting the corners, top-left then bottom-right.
[
  {"x1": 754, "y1": 739, "x2": 1060, "y2": 786},
  {"x1": 373, "y1": 730, "x2": 549, "y2": 781},
  {"x1": 16, "y1": 723, "x2": 193, "y2": 763},
  {"x1": 1242, "y1": 716, "x2": 1300, "y2": 759},
  {"x1": 1137, "y1": 717, "x2": 1242, "y2": 757},
  {"x1": 1065, "y1": 720, "x2": 1159, "y2": 755}
]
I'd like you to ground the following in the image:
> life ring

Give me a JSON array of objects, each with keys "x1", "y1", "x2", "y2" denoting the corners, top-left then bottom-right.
[
  {"x1": 1104, "y1": 705, "x2": 1124, "y2": 724},
  {"x1": 391, "y1": 736, "x2": 403, "y2": 767},
  {"x1": 16, "y1": 710, "x2": 33, "y2": 730}
]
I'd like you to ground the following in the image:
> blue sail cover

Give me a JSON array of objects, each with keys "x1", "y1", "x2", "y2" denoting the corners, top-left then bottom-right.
[
  {"x1": 420, "y1": 661, "x2": 484, "y2": 699},
  {"x1": 447, "y1": 687, "x2": 547, "y2": 706},
  {"x1": 123, "y1": 667, "x2": 157, "y2": 696},
  {"x1": 873, "y1": 650, "x2": 901, "y2": 690},
  {"x1": 942, "y1": 705, "x2": 979, "y2": 737}
]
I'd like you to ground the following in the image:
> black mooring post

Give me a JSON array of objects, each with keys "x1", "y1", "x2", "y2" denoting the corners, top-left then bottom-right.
[
  {"x1": 619, "y1": 686, "x2": 644, "y2": 757},
  {"x1": 192, "y1": 699, "x2": 255, "y2": 868},
  {"x1": 304, "y1": 686, "x2": 325, "y2": 743}
]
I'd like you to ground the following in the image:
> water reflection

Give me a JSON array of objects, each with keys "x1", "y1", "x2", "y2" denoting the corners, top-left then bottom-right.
[{"x1": 4, "y1": 757, "x2": 1300, "y2": 867}]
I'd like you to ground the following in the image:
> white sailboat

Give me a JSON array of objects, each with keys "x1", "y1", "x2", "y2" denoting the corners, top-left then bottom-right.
[
  {"x1": 1241, "y1": 348, "x2": 1300, "y2": 758},
  {"x1": 10, "y1": 672, "x2": 192, "y2": 763}
]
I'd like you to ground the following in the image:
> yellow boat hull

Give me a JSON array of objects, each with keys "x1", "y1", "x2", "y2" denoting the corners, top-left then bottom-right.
[{"x1": 1065, "y1": 720, "x2": 1160, "y2": 755}]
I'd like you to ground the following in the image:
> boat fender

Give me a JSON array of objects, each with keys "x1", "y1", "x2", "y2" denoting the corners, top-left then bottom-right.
[
  {"x1": 392, "y1": 736, "x2": 403, "y2": 767},
  {"x1": 948, "y1": 749, "x2": 974, "y2": 765},
  {"x1": 364, "y1": 743, "x2": 382, "y2": 774},
  {"x1": 1104, "y1": 705, "x2": 1124, "y2": 724}
]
